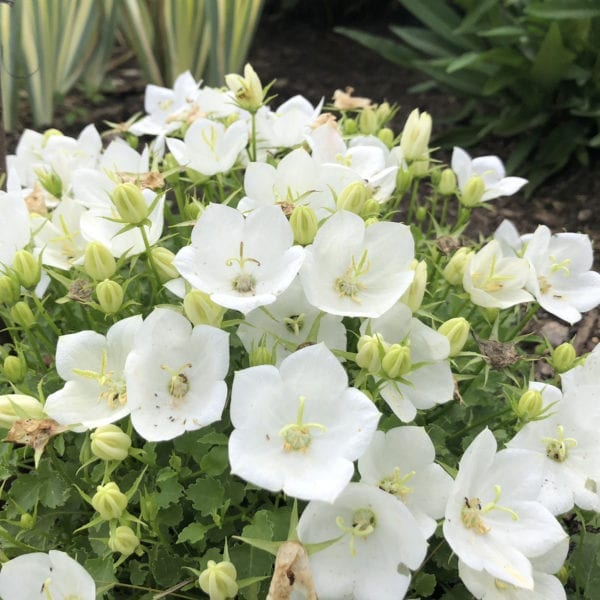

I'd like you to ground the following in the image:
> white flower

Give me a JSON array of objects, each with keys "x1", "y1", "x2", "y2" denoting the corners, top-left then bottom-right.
[
  {"x1": 358, "y1": 426, "x2": 453, "y2": 538},
  {"x1": 443, "y1": 428, "x2": 567, "y2": 590},
  {"x1": 174, "y1": 204, "x2": 305, "y2": 314},
  {"x1": 0, "y1": 174, "x2": 30, "y2": 268},
  {"x1": 463, "y1": 240, "x2": 534, "y2": 309},
  {"x1": 451, "y1": 147, "x2": 528, "y2": 202},
  {"x1": 166, "y1": 118, "x2": 248, "y2": 176},
  {"x1": 45, "y1": 316, "x2": 143, "y2": 430},
  {"x1": 237, "y1": 277, "x2": 346, "y2": 365},
  {"x1": 301, "y1": 211, "x2": 415, "y2": 317},
  {"x1": 297, "y1": 482, "x2": 427, "y2": 600},
  {"x1": 0, "y1": 550, "x2": 95, "y2": 600},
  {"x1": 125, "y1": 308, "x2": 229, "y2": 442},
  {"x1": 361, "y1": 302, "x2": 454, "y2": 422},
  {"x1": 228, "y1": 343, "x2": 380, "y2": 502}
]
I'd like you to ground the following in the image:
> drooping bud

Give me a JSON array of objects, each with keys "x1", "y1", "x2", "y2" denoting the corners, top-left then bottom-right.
[
  {"x1": 381, "y1": 343, "x2": 412, "y2": 379},
  {"x1": 198, "y1": 560, "x2": 239, "y2": 600},
  {"x1": 460, "y1": 175, "x2": 485, "y2": 207},
  {"x1": 438, "y1": 317, "x2": 470, "y2": 356},
  {"x1": 356, "y1": 333, "x2": 388, "y2": 374},
  {"x1": 150, "y1": 247, "x2": 180, "y2": 283},
  {"x1": 358, "y1": 106, "x2": 378, "y2": 135},
  {"x1": 12, "y1": 250, "x2": 41, "y2": 289},
  {"x1": 400, "y1": 108, "x2": 432, "y2": 161},
  {"x1": 90, "y1": 424, "x2": 132, "y2": 462},
  {"x1": 10, "y1": 301, "x2": 36, "y2": 328},
  {"x1": 184, "y1": 290, "x2": 226, "y2": 327},
  {"x1": 515, "y1": 389, "x2": 544, "y2": 421},
  {"x1": 108, "y1": 525, "x2": 140, "y2": 556},
  {"x1": 3, "y1": 355, "x2": 27, "y2": 383},
  {"x1": 84, "y1": 242, "x2": 117, "y2": 281},
  {"x1": 0, "y1": 394, "x2": 45, "y2": 429},
  {"x1": 438, "y1": 168, "x2": 457, "y2": 196},
  {"x1": 91, "y1": 482, "x2": 128, "y2": 520},
  {"x1": 112, "y1": 182, "x2": 149, "y2": 224},
  {"x1": 400, "y1": 259, "x2": 427, "y2": 312},
  {"x1": 336, "y1": 181, "x2": 369, "y2": 215},
  {"x1": 0, "y1": 274, "x2": 21, "y2": 305},
  {"x1": 289, "y1": 205, "x2": 318, "y2": 245},
  {"x1": 96, "y1": 280, "x2": 124, "y2": 315},
  {"x1": 225, "y1": 63, "x2": 264, "y2": 112},
  {"x1": 551, "y1": 342, "x2": 577, "y2": 373},
  {"x1": 443, "y1": 247, "x2": 473, "y2": 286}
]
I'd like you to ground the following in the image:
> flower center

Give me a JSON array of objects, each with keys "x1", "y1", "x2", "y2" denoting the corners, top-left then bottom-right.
[
  {"x1": 378, "y1": 468, "x2": 416, "y2": 502},
  {"x1": 549, "y1": 255, "x2": 571, "y2": 276},
  {"x1": 461, "y1": 485, "x2": 518, "y2": 535},
  {"x1": 161, "y1": 362, "x2": 192, "y2": 405},
  {"x1": 284, "y1": 313, "x2": 305, "y2": 336},
  {"x1": 42, "y1": 578, "x2": 83, "y2": 600},
  {"x1": 226, "y1": 241, "x2": 260, "y2": 295},
  {"x1": 72, "y1": 350, "x2": 127, "y2": 408},
  {"x1": 334, "y1": 249, "x2": 370, "y2": 303},
  {"x1": 336, "y1": 507, "x2": 377, "y2": 556},
  {"x1": 279, "y1": 396, "x2": 326, "y2": 452},
  {"x1": 543, "y1": 425, "x2": 576, "y2": 462}
]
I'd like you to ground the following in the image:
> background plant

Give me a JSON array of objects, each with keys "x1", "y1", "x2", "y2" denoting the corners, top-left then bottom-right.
[{"x1": 337, "y1": 0, "x2": 600, "y2": 190}]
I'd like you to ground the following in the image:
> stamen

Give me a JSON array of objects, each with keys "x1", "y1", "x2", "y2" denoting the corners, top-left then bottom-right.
[
  {"x1": 161, "y1": 362, "x2": 192, "y2": 404},
  {"x1": 334, "y1": 249, "x2": 370, "y2": 303},
  {"x1": 279, "y1": 396, "x2": 326, "y2": 452},
  {"x1": 335, "y1": 508, "x2": 377, "y2": 556},
  {"x1": 378, "y1": 468, "x2": 416, "y2": 501},
  {"x1": 543, "y1": 425, "x2": 576, "y2": 462}
]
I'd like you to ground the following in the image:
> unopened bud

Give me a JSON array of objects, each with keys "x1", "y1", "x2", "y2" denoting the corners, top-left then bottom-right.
[
  {"x1": 400, "y1": 109, "x2": 432, "y2": 161},
  {"x1": 376, "y1": 102, "x2": 393, "y2": 124},
  {"x1": 361, "y1": 198, "x2": 380, "y2": 220},
  {"x1": 382, "y1": 343, "x2": 412, "y2": 379},
  {"x1": 377, "y1": 127, "x2": 394, "y2": 148},
  {"x1": 396, "y1": 169, "x2": 413, "y2": 194},
  {"x1": 248, "y1": 345, "x2": 276, "y2": 367},
  {"x1": 358, "y1": 107, "x2": 378, "y2": 135},
  {"x1": 3, "y1": 355, "x2": 26, "y2": 383},
  {"x1": 225, "y1": 63, "x2": 264, "y2": 112},
  {"x1": 0, "y1": 394, "x2": 45, "y2": 429},
  {"x1": 551, "y1": 342, "x2": 577, "y2": 373},
  {"x1": 198, "y1": 560, "x2": 238, "y2": 600},
  {"x1": 343, "y1": 118, "x2": 358, "y2": 135},
  {"x1": 96, "y1": 280, "x2": 124, "y2": 315},
  {"x1": 460, "y1": 175, "x2": 485, "y2": 207},
  {"x1": 0, "y1": 274, "x2": 21, "y2": 305},
  {"x1": 150, "y1": 247, "x2": 179, "y2": 283},
  {"x1": 12, "y1": 250, "x2": 41, "y2": 289},
  {"x1": 516, "y1": 389, "x2": 544, "y2": 421},
  {"x1": 84, "y1": 242, "x2": 116, "y2": 281},
  {"x1": 112, "y1": 182, "x2": 149, "y2": 224},
  {"x1": 184, "y1": 290, "x2": 226, "y2": 327},
  {"x1": 10, "y1": 301, "x2": 36, "y2": 328},
  {"x1": 356, "y1": 333, "x2": 388, "y2": 374},
  {"x1": 443, "y1": 247, "x2": 473, "y2": 286},
  {"x1": 290, "y1": 205, "x2": 318, "y2": 245},
  {"x1": 438, "y1": 168, "x2": 457, "y2": 196},
  {"x1": 409, "y1": 158, "x2": 429, "y2": 177},
  {"x1": 400, "y1": 259, "x2": 427, "y2": 312},
  {"x1": 19, "y1": 513, "x2": 35, "y2": 530},
  {"x1": 185, "y1": 200, "x2": 204, "y2": 221},
  {"x1": 35, "y1": 168, "x2": 63, "y2": 199},
  {"x1": 337, "y1": 181, "x2": 369, "y2": 215},
  {"x1": 91, "y1": 482, "x2": 128, "y2": 520},
  {"x1": 415, "y1": 206, "x2": 427, "y2": 222},
  {"x1": 91, "y1": 424, "x2": 131, "y2": 462},
  {"x1": 438, "y1": 317, "x2": 470, "y2": 356},
  {"x1": 108, "y1": 525, "x2": 139, "y2": 556}
]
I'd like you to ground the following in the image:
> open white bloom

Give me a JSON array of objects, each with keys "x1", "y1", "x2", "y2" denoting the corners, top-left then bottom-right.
[
  {"x1": 229, "y1": 343, "x2": 380, "y2": 502},
  {"x1": 463, "y1": 240, "x2": 533, "y2": 309},
  {"x1": 45, "y1": 316, "x2": 143, "y2": 430},
  {"x1": 301, "y1": 210, "x2": 415, "y2": 317},
  {"x1": 297, "y1": 482, "x2": 427, "y2": 600},
  {"x1": 166, "y1": 118, "x2": 248, "y2": 176},
  {"x1": 237, "y1": 277, "x2": 346, "y2": 365},
  {"x1": 361, "y1": 302, "x2": 454, "y2": 422},
  {"x1": 458, "y1": 537, "x2": 568, "y2": 600},
  {"x1": 0, "y1": 550, "x2": 96, "y2": 600},
  {"x1": 125, "y1": 308, "x2": 229, "y2": 442},
  {"x1": 174, "y1": 204, "x2": 305, "y2": 314},
  {"x1": 444, "y1": 428, "x2": 567, "y2": 590},
  {"x1": 0, "y1": 174, "x2": 30, "y2": 268},
  {"x1": 451, "y1": 147, "x2": 528, "y2": 202},
  {"x1": 359, "y1": 426, "x2": 453, "y2": 538}
]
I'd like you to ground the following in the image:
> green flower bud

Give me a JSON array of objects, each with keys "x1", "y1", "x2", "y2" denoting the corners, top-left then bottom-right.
[
  {"x1": 443, "y1": 247, "x2": 473, "y2": 286},
  {"x1": 377, "y1": 127, "x2": 394, "y2": 148},
  {"x1": 382, "y1": 343, "x2": 412, "y2": 379},
  {"x1": 400, "y1": 108, "x2": 432, "y2": 161},
  {"x1": 376, "y1": 102, "x2": 393, "y2": 124},
  {"x1": 0, "y1": 274, "x2": 21, "y2": 305},
  {"x1": 358, "y1": 107, "x2": 378, "y2": 135},
  {"x1": 551, "y1": 342, "x2": 577, "y2": 373},
  {"x1": 84, "y1": 242, "x2": 116, "y2": 281},
  {"x1": 415, "y1": 205, "x2": 427, "y2": 222},
  {"x1": 438, "y1": 317, "x2": 470, "y2": 357},
  {"x1": 396, "y1": 169, "x2": 413, "y2": 194},
  {"x1": 12, "y1": 250, "x2": 41, "y2": 289},
  {"x1": 108, "y1": 525, "x2": 139, "y2": 556},
  {"x1": 289, "y1": 205, "x2": 318, "y2": 245},
  {"x1": 150, "y1": 247, "x2": 180, "y2": 283},
  {"x1": 249, "y1": 345, "x2": 276, "y2": 367},
  {"x1": 198, "y1": 560, "x2": 238, "y2": 600},
  {"x1": 35, "y1": 168, "x2": 63, "y2": 199},
  {"x1": 112, "y1": 182, "x2": 149, "y2": 224},
  {"x1": 140, "y1": 493, "x2": 158, "y2": 522},
  {"x1": 225, "y1": 63, "x2": 264, "y2": 112},
  {"x1": 400, "y1": 259, "x2": 427, "y2": 313},
  {"x1": 516, "y1": 389, "x2": 544, "y2": 421},
  {"x1": 356, "y1": 333, "x2": 387, "y2": 374},
  {"x1": 0, "y1": 394, "x2": 45, "y2": 429},
  {"x1": 460, "y1": 175, "x2": 485, "y2": 207},
  {"x1": 185, "y1": 200, "x2": 204, "y2": 221},
  {"x1": 184, "y1": 290, "x2": 226, "y2": 327},
  {"x1": 557, "y1": 565, "x2": 569, "y2": 586},
  {"x1": 90, "y1": 424, "x2": 132, "y2": 462},
  {"x1": 91, "y1": 482, "x2": 128, "y2": 520},
  {"x1": 3, "y1": 355, "x2": 27, "y2": 383},
  {"x1": 343, "y1": 117, "x2": 358, "y2": 135},
  {"x1": 361, "y1": 198, "x2": 380, "y2": 220},
  {"x1": 337, "y1": 181, "x2": 369, "y2": 215},
  {"x1": 19, "y1": 513, "x2": 35, "y2": 530},
  {"x1": 438, "y1": 168, "x2": 457, "y2": 196},
  {"x1": 409, "y1": 158, "x2": 429, "y2": 177},
  {"x1": 96, "y1": 279, "x2": 124, "y2": 315},
  {"x1": 10, "y1": 301, "x2": 36, "y2": 328}
]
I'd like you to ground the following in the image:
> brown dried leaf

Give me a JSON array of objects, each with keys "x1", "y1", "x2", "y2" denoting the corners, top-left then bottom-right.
[
  {"x1": 477, "y1": 339, "x2": 520, "y2": 369},
  {"x1": 267, "y1": 541, "x2": 317, "y2": 600}
]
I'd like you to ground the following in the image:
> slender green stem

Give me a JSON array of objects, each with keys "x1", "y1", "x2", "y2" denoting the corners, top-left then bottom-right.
[
  {"x1": 30, "y1": 293, "x2": 61, "y2": 336},
  {"x1": 139, "y1": 225, "x2": 160, "y2": 292},
  {"x1": 448, "y1": 407, "x2": 512, "y2": 441}
]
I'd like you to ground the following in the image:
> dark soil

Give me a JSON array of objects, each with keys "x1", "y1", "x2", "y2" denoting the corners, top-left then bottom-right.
[{"x1": 6, "y1": 6, "x2": 599, "y2": 352}]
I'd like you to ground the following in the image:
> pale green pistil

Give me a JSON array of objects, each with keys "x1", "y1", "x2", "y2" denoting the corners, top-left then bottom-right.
[
  {"x1": 161, "y1": 362, "x2": 192, "y2": 404},
  {"x1": 279, "y1": 395, "x2": 326, "y2": 452},
  {"x1": 544, "y1": 425, "x2": 576, "y2": 462},
  {"x1": 72, "y1": 350, "x2": 126, "y2": 408},
  {"x1": 461, "y1": 485, "x2": 518, "y2": 535},
  {"x1": 284, "y1": 313, "x2": 305, "y2": 336},
  {"x1": 336, "y1": 507, "x2": 377, "y2": 556},
  {"x1": 334, "y1": 249, "x2": 370, "y2": 303},
  {"x1": 227, "y1": 241, "x2": 260, "y2": 295},
  {"x1": 378, "y1": 468, "x2": 416, "y2": 502}
]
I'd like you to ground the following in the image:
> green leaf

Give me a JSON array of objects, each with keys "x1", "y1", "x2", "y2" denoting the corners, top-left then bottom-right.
[
  {"x1": 400, "y1": 0, "x2": 468, "y2": 47},
  {"x1": 412, "y1": 572, "x2": 437, "y2": 597},
  {"x1": 155, "y1": 476, "x2": 184, "y2": 509},
  {"x1": 200, "y1": 445, "x2": 229, "y2": 476},
  {"x1": 389, "y1": 26, "x2": 459, "y2": 57},
  {"x1": 446, "y1": 51, "x2": 481, "y2": 74},
  {"x1": 149, "y1": 546, "x2": 182, "y2": 587},
  {"x1": 85, "y1": 557, "x2": 117, "y2": 595},
  {"x1": 177, "y1": 522, "x2": 208, "y2": 544},
  {"x1": 526, "y1": 1, "x2": 600, "y2": 20},
  {"x1": 335, "y1": 27, "x2": 419, "y2": 65},
  {"x1": 531, "y1": 22, "x2": 576, "y2": 90},
  {"x1": 242, "y1": 509, "x2": 274, "y2": 541},
  {"x1": 185, "y1": 477, "x2": 225, "y2": 515}
]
